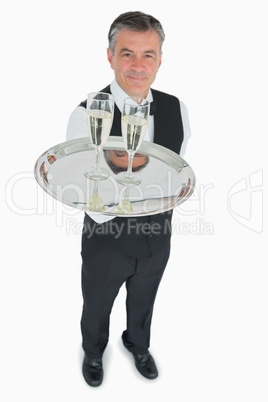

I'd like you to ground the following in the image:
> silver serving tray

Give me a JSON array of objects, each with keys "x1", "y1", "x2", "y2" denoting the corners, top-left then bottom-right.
[{"x1": 34, "y1": 137, "x2": 195, "y2": 217}]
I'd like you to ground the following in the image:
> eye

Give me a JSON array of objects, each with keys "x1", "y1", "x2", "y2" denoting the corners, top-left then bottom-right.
[{"x1": 123, "y1": 53, "x2": 132, "y2": 58}]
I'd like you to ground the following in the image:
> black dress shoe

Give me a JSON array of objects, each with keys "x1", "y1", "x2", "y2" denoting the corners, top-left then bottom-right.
[
  {"x1": 122, "y1": 336, "x2": 158, "y2": 379},
  {"x1": 132, "y1": 352, "x2": 158, "y2": 379},
  {"x1": 82, "y1": 355, "x2": 103, "y2": 387}
]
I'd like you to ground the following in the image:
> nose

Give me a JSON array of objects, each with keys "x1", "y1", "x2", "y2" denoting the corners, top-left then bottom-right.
[{"x1": 131, "y1": 56, "x2": 145, "y2": 71}]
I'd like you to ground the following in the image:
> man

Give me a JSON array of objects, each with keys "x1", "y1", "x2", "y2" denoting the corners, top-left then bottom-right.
[{"x1": 67, "y1": 11, "x2": 190, "y2": 387}]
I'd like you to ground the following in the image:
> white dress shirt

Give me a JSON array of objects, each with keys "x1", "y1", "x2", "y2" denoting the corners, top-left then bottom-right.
[{"x1": 66, "y1": 79, "x2": 191, "y2": 223}]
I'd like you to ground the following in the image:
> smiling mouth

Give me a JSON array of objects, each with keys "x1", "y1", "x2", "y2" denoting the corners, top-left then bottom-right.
[{"x1": 126, "y1": 74, "x2": 147, "y2": 81}]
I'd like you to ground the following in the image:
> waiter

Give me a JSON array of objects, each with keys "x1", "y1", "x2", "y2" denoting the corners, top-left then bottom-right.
[{"x1": 67, "y1": 11, "x2": 191, "y2": 387}]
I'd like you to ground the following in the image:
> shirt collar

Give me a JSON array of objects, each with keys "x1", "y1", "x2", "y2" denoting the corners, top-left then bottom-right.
[{"x1": 110, "y1": 79, "x2": 153, "y2": 113}]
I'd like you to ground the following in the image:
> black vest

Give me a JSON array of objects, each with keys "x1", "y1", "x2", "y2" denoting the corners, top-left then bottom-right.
[{"x1": 81, "y1": 85, "x2": 184, "y2": 257}]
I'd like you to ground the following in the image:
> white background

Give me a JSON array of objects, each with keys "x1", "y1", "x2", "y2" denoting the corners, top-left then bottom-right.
[{"x1": 1, "y1": 0, "x2": 267, "y2": 400}]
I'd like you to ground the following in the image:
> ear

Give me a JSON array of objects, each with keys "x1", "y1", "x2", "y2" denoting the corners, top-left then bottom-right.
[
  {"x1": 158, "y1": 52, "x2": 163, "y2": 70},
  {"x1": 107, "y1": 48, "x2": 114, "y2": 70}
]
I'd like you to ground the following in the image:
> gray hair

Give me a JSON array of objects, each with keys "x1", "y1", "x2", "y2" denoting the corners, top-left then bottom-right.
[{"x1": 108, "y1": 11, "x2": 165, "y2": 55}]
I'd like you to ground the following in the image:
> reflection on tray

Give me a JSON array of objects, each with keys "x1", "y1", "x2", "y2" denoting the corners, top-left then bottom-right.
[
  {"x1": 103, "y1": 149, "x2": 149, "y2": 174},
  {"x1": 86, "y1": 180, "x2": 105, "y2": 212},
  {"x1": 83, "y1": 176, "x2": 192, "y2": 215},
  {"x1": 34, "y1": 137, "x2": 196, "y2": 217},
  {"x1": 40, "y1": 161, "x2": 48, "y2": 184},
  {"x1": 114, "y1": 186, "x2": 133, "y2": 214},
  {"x1": 86, "y1": 150, "x2": 149, "y2": 214}
]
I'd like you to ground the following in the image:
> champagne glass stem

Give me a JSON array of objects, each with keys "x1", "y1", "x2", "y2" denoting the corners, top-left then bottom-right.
[
  {"x1": 95, "y1": 147, "x2": 101, "y2": 172},
  {"x1": 124, "y1": 185, "x2": 130, "y2": 199},
  {"x1": 92, "y1": 179, "x2": 99, "y2": 195},
  {"x1": 126, "y1": 152, "x2": 134, "y2": 178}
]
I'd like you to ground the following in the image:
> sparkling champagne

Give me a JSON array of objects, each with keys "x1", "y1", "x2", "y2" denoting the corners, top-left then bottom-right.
[
  {"x1": 87, "y1": 109, "x2": 113, "y2": 147},
  {"x1": 122, "y1": 115, "x2": 148, "y2": 152}
]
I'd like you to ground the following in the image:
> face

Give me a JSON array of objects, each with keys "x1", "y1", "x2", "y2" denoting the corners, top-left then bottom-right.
[
  {"x1": 108, "y1": 150, "x2": 147, "y2": 169},
  {"x1": 107, "y1": 29, "x2": 162, "y2": 98}
]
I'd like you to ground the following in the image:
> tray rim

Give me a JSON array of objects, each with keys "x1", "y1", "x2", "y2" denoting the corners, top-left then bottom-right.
[{"x1": 34, "y1": 136, "x2": 196, "y2": 217}]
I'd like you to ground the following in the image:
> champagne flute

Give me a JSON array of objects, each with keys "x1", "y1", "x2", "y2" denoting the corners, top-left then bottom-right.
[
  {"x1": 116, "y1": 97, "x2": 149, "y2": 186},
  {"x1": 84, "y1": 92, "x2": 114, "y2": 180}
]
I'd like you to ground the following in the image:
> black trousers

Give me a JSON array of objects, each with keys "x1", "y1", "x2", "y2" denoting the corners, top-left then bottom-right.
[{"x1": 81, "y1": 218, "x2": 171, "y2": 358}]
